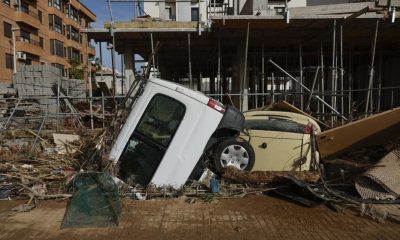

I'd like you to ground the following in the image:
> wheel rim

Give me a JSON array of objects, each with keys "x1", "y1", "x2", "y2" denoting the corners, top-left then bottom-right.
[{"x1": 220, "y1": 144, "x2": 249, "y2": 170}]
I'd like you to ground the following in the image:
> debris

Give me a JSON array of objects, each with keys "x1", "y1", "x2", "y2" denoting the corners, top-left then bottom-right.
[
  {"x1": 221, "y1": 166, "x2": 321, "y2": 184},
  {"x1": 9, "y1": 204, "x2": 35, "y2": 216},
  {"x1": 210, "y1": 177, "x2": 219, "y2": 193},
  {"x1": 53, "y1": 133, "x2": 81, "y2": 154},
  {"x1": 355, "y1": 148, "x2": 400, "y2": 200},
  {"x1": 317, "y1": 107, "x2": 400, "y2": 158},
  {"x1": 0, "y1": 184, "x2": 16, "y2": 199}
]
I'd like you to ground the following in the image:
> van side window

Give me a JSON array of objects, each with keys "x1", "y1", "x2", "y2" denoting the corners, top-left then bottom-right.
[
  {"x1": 136, "y1": 94, "x2": 186, "y2": 147},
  {"x1": 118, "y1": 94, "x2": 186, "y2": 185}
]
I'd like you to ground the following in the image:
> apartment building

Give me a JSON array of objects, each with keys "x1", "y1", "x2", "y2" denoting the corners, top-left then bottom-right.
[
  {"x1": 142, "y1": 0, "x2": 307, "y2": 21},
  {"x1": 0, "y1": 0, "x2": 96, "y2": 84}
]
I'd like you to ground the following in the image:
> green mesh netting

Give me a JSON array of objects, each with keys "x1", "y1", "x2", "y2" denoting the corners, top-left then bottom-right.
[{"x1": 61, "y1": 172, "x2": 121, "y2": 229}]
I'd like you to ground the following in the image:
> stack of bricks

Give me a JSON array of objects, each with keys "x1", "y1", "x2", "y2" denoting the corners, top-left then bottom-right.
[{"x1": 12, "y1": 65, "x2": 85, "y2": 114}]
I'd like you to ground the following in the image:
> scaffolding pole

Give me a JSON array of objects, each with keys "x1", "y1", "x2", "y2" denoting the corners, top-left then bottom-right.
[
  {"x1": 217, "y1": 35, "x2": 221, "y2": 95},
  {"x1": 377, "y1": 51, "x2": 382, "y2": 112},
  {"x1": 271, "y1": 72, "x2": 275, "y2": 104},
  {"x1": 331, "y1": 19, "x2": 337, "y2": 125},
  {"x1": 320, "y1": 42, "x2": 325, "y2": 121},
  {"x1": 299, "y1": 43, "x2": 304, "y2": 111},
  {"x1": 306, "y1": 67, "x2": 320, "y2": 112},
  {"x1": 339, "y1": 24, "x2": 345, "y2": 124},
  {"x1": 188, "y1": 33, "x2": 192, "y2": 89},
  {"x1": 242, "y1": 21, "x2": 250, "y2": 111},
  {"x1": 348, "y1": 48, "x2": 353, "y2": 117},
  {"x1": 86, "y1": 33, "x2": 94, "y2": 129},
  {"x1": 261, "y1": 42, "x2": 265, "y2": 106},
  {"x1": 268, "y1": 59, "x2": 347, "y2": 121},
  {"x1": 150, "y1": 33, "x2": 156, "y2": 76},
  {"x1": 365, "y1": 19, "x2": 379, "y2": 117}
]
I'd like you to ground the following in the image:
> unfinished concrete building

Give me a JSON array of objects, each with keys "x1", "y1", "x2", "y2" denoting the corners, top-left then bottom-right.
[{"x1": 86, "y1": 0, "x2": 400, "y2": 124}]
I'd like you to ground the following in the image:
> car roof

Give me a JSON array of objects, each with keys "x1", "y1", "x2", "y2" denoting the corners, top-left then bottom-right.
[
  {"x1": 243, "y1": 110, "x2": 321, "y2": 132},
  {"x1": 150, "y1": 78, "x2": 210, "y2": 105}
]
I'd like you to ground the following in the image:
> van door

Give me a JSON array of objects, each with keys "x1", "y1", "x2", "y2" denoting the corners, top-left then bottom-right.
[{"x1": 118, "y1": 94, "x2": 186, "y2": 185}]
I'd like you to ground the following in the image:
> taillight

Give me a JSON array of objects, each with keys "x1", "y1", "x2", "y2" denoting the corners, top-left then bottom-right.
[
  {"x1": 304, "y1": 125, "x2": 312, "y2": 134},
  {"x1": 208, "y1": 99, "x2": 226, "y2": 113}
]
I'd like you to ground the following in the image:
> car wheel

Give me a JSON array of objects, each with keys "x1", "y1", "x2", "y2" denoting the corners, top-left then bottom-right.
[{"x1": 213, "y1": 138, "x2": 255, "y2": 173}]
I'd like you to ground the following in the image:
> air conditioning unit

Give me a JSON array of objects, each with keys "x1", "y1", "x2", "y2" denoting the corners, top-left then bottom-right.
[{"x1": 16, "y1": 52, "x2": 27, "y2": 60}]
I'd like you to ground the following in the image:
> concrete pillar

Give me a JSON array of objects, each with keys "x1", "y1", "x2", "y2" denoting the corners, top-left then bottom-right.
[
  {"x1": 198, "y1": 72, "x2": 202, "y2": 91},
  {"x1": 237, "y1": 46, "x2": 248, "y2": 111},
  {"x1": 210, "y1": 73, "x2": 215, "y2": 94},
  {"x1": 124, "y1": 45, "x2": 135, "y2": 94}
]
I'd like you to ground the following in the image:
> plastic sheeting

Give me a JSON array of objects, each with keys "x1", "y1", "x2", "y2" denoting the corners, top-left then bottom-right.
[{"x1": 61, "y1": 172, "x2": 121, "y2": 229}]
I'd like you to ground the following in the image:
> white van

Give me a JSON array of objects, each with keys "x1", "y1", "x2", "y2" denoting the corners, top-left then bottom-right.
[{"x1": 109, "y1": 78, "x2": 247, "y2": 188}]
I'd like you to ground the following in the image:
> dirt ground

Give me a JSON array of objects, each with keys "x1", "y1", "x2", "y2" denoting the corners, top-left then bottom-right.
[{"x1": 0, "y1": 196, "x2": 398, "y2": 240}]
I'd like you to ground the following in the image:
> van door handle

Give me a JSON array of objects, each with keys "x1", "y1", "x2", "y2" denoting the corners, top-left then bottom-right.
[{"x1": 260, "y1": 142, "x2": 267, "y2": 149}]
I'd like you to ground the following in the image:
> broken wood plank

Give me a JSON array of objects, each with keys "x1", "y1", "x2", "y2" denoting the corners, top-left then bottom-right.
[{"x1": 316, "y1": 107, "x2": 400, "y2": 159}]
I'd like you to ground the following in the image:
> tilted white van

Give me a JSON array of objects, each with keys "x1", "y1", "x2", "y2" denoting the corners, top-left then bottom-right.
[{"x1": 109, "y1": 78, "x2": 247, "y2": 188}]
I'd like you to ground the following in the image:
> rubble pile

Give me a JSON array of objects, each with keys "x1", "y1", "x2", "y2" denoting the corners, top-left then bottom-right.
[{"x1": 0, "y1": 128, "x2": 108, "y2": 200}]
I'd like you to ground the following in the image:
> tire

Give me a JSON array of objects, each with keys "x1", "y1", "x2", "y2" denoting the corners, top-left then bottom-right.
[{"x1": 212, "y1": 137, "x2": 255, "y2": 174}]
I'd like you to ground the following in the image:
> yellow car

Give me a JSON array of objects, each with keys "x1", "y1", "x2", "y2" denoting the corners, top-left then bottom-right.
[{"x1": 213, "y1": 111, "x2": 321, "y2": 172}]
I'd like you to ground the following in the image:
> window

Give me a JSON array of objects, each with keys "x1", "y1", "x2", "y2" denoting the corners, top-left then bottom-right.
[
  {"x1": 67, "y1": 26, "x2": 80, "y2": 42},
  {"x1": 165, "y1": 7, "x2": 171, "y2": 20},
  {"x1": 49, "y1": 14, "x2": 62, "y2": 33},
  {"x1": 118, "y1": 94, "x2": 186, "y2": 185},
  {"x1": 20, "y1": 30, "x2": 30, "y2": 43},
  {"x1": 20, "y1": 1, "x2": 29, "y2": 13},
  {"x1": 54, "y1": 0, "x2": 61, "y2": 10},
  {"x1": 3, "y1": 22, "x2": 12, "y2": 38},
  {"x1": 38, "y1": 11, "x2": 42, "y2": 23},
  {"x1": 69, "y1": 7, "x2": 79, "y2": 22},
  {"x1": 48, "y1": 0, "x2": 52, "y2": 7},
  {"x1": 2, "y1": 0, "x2": 10, "y2": 7},
  {"x1": 5, "y1": 53, "x2": 13, "y2": 69},
  {"x1": 50, "y1": 39, "x2": 64, "y2": 57},
  {"x1": 39, "y1": 37, "x2": 44, "y2": 48},
  {"x1": 191, "y1": 7, "x2": 199, "y2": 21},
  {"x1": 136, "y1": 94, "x2": 186, "y2": 147},
  {"x1": 244, "y1": 118, "x2": 306, "y2": 134},
  {"x1": 67, "y1": 47, "x2": 81, "y2": 62}
]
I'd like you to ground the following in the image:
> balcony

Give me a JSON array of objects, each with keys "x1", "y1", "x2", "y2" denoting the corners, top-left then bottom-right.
[
  {"x1": 64, "y1": 17, "x2": 81, "y2": 29},
  {"x1": 14, "y1": 10, "x2": 41, "y2": 29},
  {"x1": 88, "y1": 45, "x2": 96, "y2": 56},
  {"x1": 65, "y1": 38, "x2": 82, "y2": 51},
  {"x1": 15, "y1": 36, "x2": 44, "y2": 57}
]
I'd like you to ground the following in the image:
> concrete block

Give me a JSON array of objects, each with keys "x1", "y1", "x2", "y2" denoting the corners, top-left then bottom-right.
[
  {"x1": 34, "y1": 72, "x2": 42, "y2": 78},
  {"x1": 41, "y1": 71, "x2": 53, "y2": 78}
]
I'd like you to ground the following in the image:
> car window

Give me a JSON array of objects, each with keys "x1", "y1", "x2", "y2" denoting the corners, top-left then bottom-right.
[
  {"x1": 136, "y1": 94, "x2": 186, "y2": 147},
  {"x1": 244, "y1": 118, "x2": 305, "y2": 134}
]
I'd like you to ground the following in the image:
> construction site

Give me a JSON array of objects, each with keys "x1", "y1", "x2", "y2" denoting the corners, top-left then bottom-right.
[{"x1": 0, "y1": 0, "x2": 400, "y2": 239}]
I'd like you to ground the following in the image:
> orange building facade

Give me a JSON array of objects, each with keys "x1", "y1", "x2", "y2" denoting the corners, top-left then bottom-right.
[{"x1": 0, "y1": 0, "x2": 96, "y2": 84}]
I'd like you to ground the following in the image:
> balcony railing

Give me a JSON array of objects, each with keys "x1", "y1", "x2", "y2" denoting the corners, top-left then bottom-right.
[
  {"x1": 16, "y1": 36, "x2": 43, "y2": 48},
  {"x1": 17, "y1": 8, "x2": 41, "y2": 20}
]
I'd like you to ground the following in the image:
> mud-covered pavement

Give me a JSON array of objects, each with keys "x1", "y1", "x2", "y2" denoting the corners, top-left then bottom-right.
[{"x1": 0, "y1": 196, "x2": 398, "y2": 240}]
